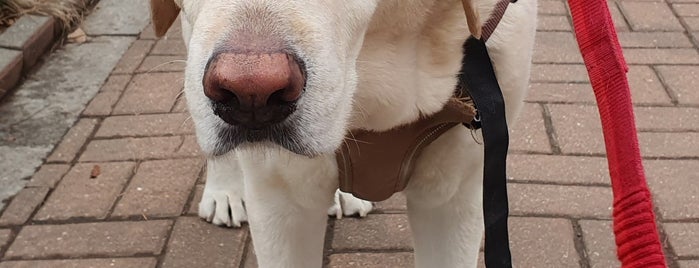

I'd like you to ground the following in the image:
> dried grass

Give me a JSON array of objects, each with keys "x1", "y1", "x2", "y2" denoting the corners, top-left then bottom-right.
[{"x1": 0, "y1": 0, "x2": 92, "y2": 30}]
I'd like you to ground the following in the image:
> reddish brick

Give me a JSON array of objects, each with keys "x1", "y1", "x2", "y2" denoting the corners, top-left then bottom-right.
[
  {"x1": 627, "y1": 65, "x2": 673, "y2": 105},
  {"x1": 100, "y1": 74, "x2": 132, "y2": 92},
  {"x1": 161, "y1": 217, "x2": 248, "y2": 268},
  {"x1": 623, "y1": 48, "x2": 699, "y2": 64},
  {"x1": 243, "y1": 245, "x2": 257, "y2": 268},
  {"x1": 373, "y1": 193, "x2": 406, "y2": 213},
  {"x1": 508, "y1": 183, "x2": 613, "y2": 218},
  {"x1": 79, "y1": 136, "x2": 182, "y2": 162},
  {"x1": 4, "y1": 220, "x2": 172, "y2": 259},
  {"x1": 34, "y1": 162, "x2": 135, "y2": 221},
  {"x1": 187, "y1": 185, "x2": 204, "y2": 215},
  {"x1": 673, "y1": 3, "x2": 699, "y2": 16},
  {"x1": 509, "y1": 217, "x2": 579, "y2": 267},
  {"x1": 0, "y1": 258, "x2": 158, "y2": 268},
  {"x1": 664, "y1": 222, "x2": 699, "y2": 257},
  {"x1": 328, "y1": 253, "x2": 414, "y2": 268},
  {"x1": 508, "y1": 154, "x2": 610, "y2": 185},
  {"x1": 0, "y1": 229, "x2": 11, "y2": 250},
  {"x1": 634, "y1": 106, "x2": 699, "y2": 131},
  {"x1": 96, "y1": 113, "x2": 194, "y2": 138},
  {"x1": 332, "y1": 214, "x2": 412, "y2": 250},
  {"x1": 25, "y1": 164, "x2": 70, "y2": 188},
  {"x1": 533, "y1": 32, "x2": 583, "y2": 64},
  {"x1": 644, "y1": 160, "x2": 699, "y2": 220},
  {"x1": 679, "y1": 260, "x2": 699, "y2": 268},
  {"x1": 538, "y1": 1, "x2": 567, "y2": 15},
  {"x1": 609, "y1": 2, "x2": 631, "y2": 32},
  {"x1": 112, "y1": 159, "x2": 203, "y2": 217},
  {"x1": 656, "y1": 66, "x2": 699, "y2": 105},
  {"x1": 579, "y1": 220, "x2": 621, "y2": 268},
  {"x1": 112, "y1": 40, "x2": 155, "y2": 74},
  {"x1": 639, "y1": 132, "x2": 699, "y2": 158},
  {"x1": 618, "y1": 32, "x2": 694, "y2": 48},
  {"x1": 176, "y1": 135, "x2": 203, "y2": 157},
  {"x1": 137, "y1": 56, "x2": 186, "y2": 73},
  {"x1": 510, "y1": 103, "x2": 552, "y2": 153},
  {"x1": 113, "y1": 73, "x2": 183, "y2": 115},
  {"x1": 620, "y1": 2, "x2": 685, "y2": 31},
  {"x1": 47, "y1": 119, "x2": 99, "y2": 163},
  {"x1": 152, "y1": 38, "x2": 187, "y2": 55},
  {"x1": 0, "y1": 187, "x2": 49, "y2": 226},
  {"x1": 172, "y1": 96, "x2": 188, "y2": 112},
  {"x1": 548, "y1": 104, "x2": 605, "y2": 155},
  {"x1": 537, "y1": 16, "x2": 571, "y2": 31},
  {"x1": 526, "y1": 83, "x2": 595, "y2": 103},
  {"x1": 82, "y1": 91, "x2": 121, "y2": 116},
  {"x1": 531, "y1": 64, "x2": 589, "y2": 83}
]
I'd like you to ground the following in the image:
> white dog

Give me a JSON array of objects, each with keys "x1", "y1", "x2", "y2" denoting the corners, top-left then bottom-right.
[{"x1": 151, "y1": 0, "x2": 537, "y2": 267}]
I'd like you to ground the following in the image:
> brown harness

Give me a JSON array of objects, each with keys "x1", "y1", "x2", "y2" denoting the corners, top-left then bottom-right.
[{"x1": 335, "y1": 0, "x2": 511, "y2": 202}]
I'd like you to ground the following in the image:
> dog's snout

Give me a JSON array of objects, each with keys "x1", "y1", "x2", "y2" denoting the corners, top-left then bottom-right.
[{"x1": 203, "y1": 52, "x2": 305, "y2": 128}]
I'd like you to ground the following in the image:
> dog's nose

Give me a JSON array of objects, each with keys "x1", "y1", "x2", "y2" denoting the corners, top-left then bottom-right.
[{"x1": 203, "y1": 52, "x2": 305, "y2": 128}]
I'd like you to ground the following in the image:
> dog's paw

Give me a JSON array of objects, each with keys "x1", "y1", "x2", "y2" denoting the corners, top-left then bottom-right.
[
  {"x1": 198, "y1": 187, "x2": 248, "y2": 228},
  {"x1": 327, "y1": 189, "x2": 373, "y2": 219}
]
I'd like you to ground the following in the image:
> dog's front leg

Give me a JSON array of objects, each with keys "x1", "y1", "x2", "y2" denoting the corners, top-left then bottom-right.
[{"x1": 237, "y1": 150, "x2": 337, "y2": 268}]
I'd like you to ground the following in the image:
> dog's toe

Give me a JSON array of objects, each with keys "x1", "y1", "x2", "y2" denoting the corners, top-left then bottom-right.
[
  {"x1": 198, "y1": 189, "x2": 248, "y2": 228},
  {"x1": 328, "y1": 190, "x2": 373, "y2": 219}
]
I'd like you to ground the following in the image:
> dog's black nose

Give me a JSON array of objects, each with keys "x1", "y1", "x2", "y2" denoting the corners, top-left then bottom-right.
[{"x1": 203, "y1": 52, "x2": 304, "y2": 129}]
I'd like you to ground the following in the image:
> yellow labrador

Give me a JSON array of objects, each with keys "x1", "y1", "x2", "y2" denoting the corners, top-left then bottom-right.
[{"x1": 151, "y1": 0, "x2": 537, "y2": 267}]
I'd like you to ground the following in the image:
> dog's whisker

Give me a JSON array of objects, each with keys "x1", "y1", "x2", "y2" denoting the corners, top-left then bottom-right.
[{"x1": 144, "y1": 59, "x2": 187, "y2": 74}]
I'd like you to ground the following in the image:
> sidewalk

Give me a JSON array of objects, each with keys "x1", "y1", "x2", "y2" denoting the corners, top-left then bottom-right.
[{"x1": 1, "y1": 0, "x2": 698, "y2": 267}]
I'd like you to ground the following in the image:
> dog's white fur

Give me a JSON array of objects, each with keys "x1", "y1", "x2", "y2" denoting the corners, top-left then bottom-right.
[{"x1": 171, "y1": 0, "x2": 537, "y2": 267}]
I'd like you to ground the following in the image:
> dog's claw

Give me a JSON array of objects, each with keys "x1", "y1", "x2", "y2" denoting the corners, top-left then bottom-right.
[
  {"x1": 199, "y1": 189, "x2": 248, "y2": 228},
  {"x1": 327, "y1": 190, "x2": 373, "y2": 219}
]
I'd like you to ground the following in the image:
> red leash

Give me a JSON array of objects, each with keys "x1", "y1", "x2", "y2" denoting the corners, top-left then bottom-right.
[{"x1": 567, "y1": 0, "x2": 667, "y2": 267}]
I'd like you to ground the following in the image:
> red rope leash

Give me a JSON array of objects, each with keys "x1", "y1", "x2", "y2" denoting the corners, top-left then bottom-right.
[{"x1": 567, "y1": 0, "x2": 667, "y2": 267}]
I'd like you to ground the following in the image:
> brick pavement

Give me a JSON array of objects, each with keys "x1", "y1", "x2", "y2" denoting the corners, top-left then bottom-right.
[{"x1": 1, "y1": 0, "x2": 698, "y2": 267}]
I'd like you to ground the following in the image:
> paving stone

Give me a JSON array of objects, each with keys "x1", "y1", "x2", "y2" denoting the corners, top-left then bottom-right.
[
  {"x1": 79, "y1": 136, "x2": 183, "y2": 162},
  {"x1": 579, "y1": 220, "x2": 621, "y2": 268},
  {"x1": 548, "y1": 104, "x2": 605, "y2": 155},
  {"x1": 673, "y1": 3, "x2": 699, "y2": 16},
  {"x1": 137, "y1": 56, "x2": 187, "y2": 73},
  {"x1": 373, "y1": 193, "x2": 407, "y2": 213},
  {"x1": 172, "y1": 96, "x2": 188, "y2": 112},
  {"x1": 620, "y1": 2, "x2": 685, "y2": 31},
  {"x1": 47, "y1": 119, "x2": 99, "y2": 163},
  {"x1": 509, "y1": 217, "x2": 579, "y2": 267},
  {"x1": 96, "y1": 113, "x2": 194, "y2": 138},
  {"x1": 538, "y1": 0, "x2": 568, "y2": 15},
  {"x1": 679, "y1": 260, "x2": 699, "y2": 268},
  {"x1": 639, "y1": 132, "x2": 699, "y2": 158},
  {"x1": 508, "y1": 183, "x2": 613, "y2": 218},
  {"x1": 112, "y1": 40, "x2": 155, "y2": 74},
  {"x1": 627, "y1": 65, "x2": 673, "y2": 105},
  {"x1": 112, "y1": 159, "x2": 203, "y2": 217},
  {"x1": 0, "y1": 15, "x2": 55, "y2": 72},
  {"x1": 25, "y1": 164, "x2": 70, "y2": 188},
  {"x1": 4, "y1": 220, "x2": 171, "y2": 259},
  {"x1": 609, "y1": 2, "x2": 631, "y2": 32},
  {"x1": 187, "y1": 184, "x2": 204, "y2": 215},
  {"x1": 634, "y1": 106, "x2": 699, "y2": 131},
  {"x1": 82, "y1": 91, "x2": 121, "y2": 116},
  {"x1": 623, "y1": 48, "x2": 699, "y2": 64},
  {"x1": 243, "y1": 244, "x2": 258, "y2": 268},
  {"x1": 508, "y1": 154, "x2": 610, "y2": 185},
  {"x1": 100, "y1": 74, "x2": 132, "y2": 92},
  {"x1": 509, "y1": 103, "x2": 551, "y2": 153},
  {"x1": 537, "y1": 16, "x2": 572, "y2": 31},
  {"x1": 656, "y1": 66, "x2": 699, "y2": 105},
  {"x1": 328, "y1": 252, "x2": 414, "y2": 268},
  {"x1": 0, "y1": 258, "x2": 158, "y2": 268},
  {"x1": 161, "y1": 217, "x2": 248, "y2": 268},
  {"x1": 113, "y1": 73, "x2": 183, "y2": 115},
  {"x1": 526, "y1": 83, "x2": 595, "y2": 103},
  {"x1": 332, "y1": 214, "x2": 412, "y2": 250},
  {"x1": 82, "y1": 0, "x2": 151, "y2": 35},
  {"x1": 176, "y1": 135, "x2": 203, "y2": 157},
  {"x1": 644, "y1": 160, "x2": 699, "y2": 220},
  {"x1": 0, "y1": 187, "x2": 49, "y2": 226},
  {"x1": 533, "y1": 32, "x2": 584, "y2": 63},
  {"x1": 152, "y1": 38, "x2": 187, "y2": 55},
  {"x1": 664, "y1": 222, "x2": 699, "y2": 257},
  {"x1": 685, "y1": 17, "x2": 699, "y2": 31},
  {"x1": 531, "y1": 64, "x2": 589, "y2": 83},
  {"x1": 0, "y1": 49, "x2": 23, "y2": 98},
  {"x1": 140, "y1": 17, "x2": 184, "y2": 40},
  {"x1": 0, "y1": 145, "x2": 52, "y2": 206},
  {"x1": 618, "y1": 32, "x2": 694, "y2": 48},
  {"x1": 1, "y1": 229, "x2": 11, "y2": 250},
  {"x1": 34, "y1": 162, "x2": 135, "y2": 221}
]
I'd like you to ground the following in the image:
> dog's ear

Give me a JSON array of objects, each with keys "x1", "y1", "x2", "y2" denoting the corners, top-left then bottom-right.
[
  {"x1": 150, "y1": 0, "x2": 180, "y2": 37},
  {"x1": 461, "y1": 0, "x2": 482, "y2": 39}
]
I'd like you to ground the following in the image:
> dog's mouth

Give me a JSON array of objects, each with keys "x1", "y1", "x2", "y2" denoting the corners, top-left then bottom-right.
[{"x1": 212, "y1": 119, "x2": 317, "y2": 157}]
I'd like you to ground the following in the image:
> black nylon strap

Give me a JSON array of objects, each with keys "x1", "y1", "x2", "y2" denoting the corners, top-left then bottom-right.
[{"x1": 459, "y1": 37, "x2": 512, "y2": 268}]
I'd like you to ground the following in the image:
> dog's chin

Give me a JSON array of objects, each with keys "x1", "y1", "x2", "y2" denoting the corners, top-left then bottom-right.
[{"x1": 212, "y1": 122, "x2": 325, "y2": 158}]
